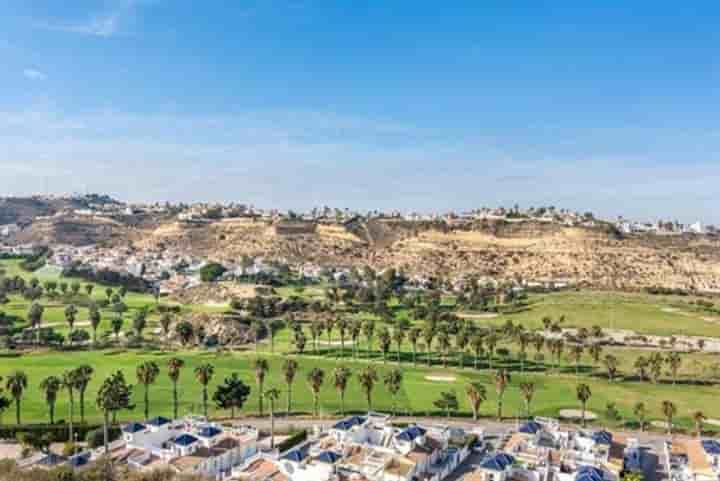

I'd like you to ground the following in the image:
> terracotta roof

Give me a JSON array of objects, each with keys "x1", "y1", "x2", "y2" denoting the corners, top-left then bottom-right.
[
  {"x1": 685, "y1": 439, "x2": 715, "y2": 476},
  {"x1": 170, "y1": 455, "x2": 205, "y2": 471}
]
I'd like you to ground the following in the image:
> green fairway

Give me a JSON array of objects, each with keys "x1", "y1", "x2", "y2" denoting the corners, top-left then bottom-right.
[
  {"x1": 0, "y1": 347, "x2": 717, "y2": 431},
  {"x1": 460, "y1": 290, "x2": 720, "y2": 337}
]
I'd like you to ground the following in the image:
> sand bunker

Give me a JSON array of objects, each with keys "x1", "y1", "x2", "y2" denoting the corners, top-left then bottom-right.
[
  {"x1": 459, "y1": 313, "x2": 499, "y2": 319},
  {"x1": 425, "y1": 375, "x2": 457, "y2": 382},
  {"x1": 559, "y1": 409, "x2": 598, "y2": 421},
  {"x1": 651, "y1": 420, "x2": 674, "y2": 429},
  {"x1": 705, "y1": 419, "x2": 720, "y2": 427}
]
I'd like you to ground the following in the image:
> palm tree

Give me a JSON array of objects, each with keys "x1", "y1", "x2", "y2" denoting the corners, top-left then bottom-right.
[
  {"x1": 350, "y1": 320, "x2": 362, "y2": 359},
  {"x1": 282, "y1": 359, "x2": 298, "y2": 416},
  {"x1": 167, "y1": 358, "x2": 185, "y2": 419},
  {"x1": 603, "y1": 354, "x2": 619, "y2": 382},
  {"x1": 254, "y1": 358, "x2": 269, "y2": 416},
  {"x1": 437, "y1": 330, "x2": 451, "y2": 368},
  {"x1": 333, "y1": 367, "x2": 352, "y2": 415},
  {"x1": 455, "y1": 329, "x2": 469, "y2": 369},
  {"x1": 362, "y1": 319, "x2": 375, "y2": 359},
  {"x1": 588, "y1": 343, "x2": 602, "y2": 371},
  {"x1": 337, "y1": 318, "x2": 348, "y2": 358},
  {"x1": 306, "y1": 368, "x2": 325, "y2": 418},
  {"x1": 494, "y1": 369, "x2": 510, "y2": 421},
  {"x1": 666, "y1": 352, "x2": 682, "y2": 385},
  {"x1": 570, "y1": 344, "x2": 584, "y2": 376},
  {"x1": 194, "y1": 364, "x2": 215, "y2": 418},
  {"x1": 310, "y1": 321, "x2": 323, "y2": 354},
  {"x1": 325, "y1": 318, "x2": 336, "y2": 354},
  {"x1": 392, "y1": 326, "x2": 405, "y2": 364},
  {"x1": 576, "y1": 384, "x2": 592, "y2": 427},
  {"x1": 384, "y1": 368, "x2": 403, "y2": 416},
  {"x1": 60, "y1": 370, "x2": 77, "y2": 444},
  {"x1": 378, "y1": 327, "x2": 391, "y2": 364},
  {"x1": 6, "y1": 371, "x2": 28, "y2": 425},
  {"x1": 65, "y1": 304, "x2": 78, "y2": 344},
  {"x1": 519, "y1": 382, "x2": 536, "y2": 418},
  {"x1": 423, "y1": 324, "x2": 436, "y2": 367},
  {"x1": 136, "y1": 361, "x2": 160, "y2": 420},
  {"x1": 88, "y1": 305, "x2": 102, "y2": 345},
  {"x1": 39, "y1": 375, "x2": 61, "y2": 424},
  {"x1": 465, "y1": 383, "x2": 487, "y2": 421},
  {"x1": 408, "y1": 327, "x2": 421, "y2": 365},
  {"x1": 28, "y1": 302, "x2": 44, "y2": 345},
  {"x1": 470, "y1": 334, "x2": 484, "y2": 369},
  {"x1": 633, "y1": 402, "x2": 647, "y2": 432},
  {"x1": 692, "y1": 410, "x2": 706, "y2": 438},
  {"x1": 69, "y1": 365, "x2": 93, "y2": 424},
  {"x1": 662, "y1": 400, "x2": 677, "y2": 435},
  {"x1": 160, "y1": 313, "x2": 173, "y2": 348},
  {"x1": 358, "y1": 366, "x2": 379, "y2": 411},
  {"x1": 265, "y1": 388, "x2": 281, "y2": 449},
  {"x1": 96, "y1": 371, "x2": 133, "y2": 453},
  {"x1": 486, "y1": 332, "x2": 499, "y2": 370}
]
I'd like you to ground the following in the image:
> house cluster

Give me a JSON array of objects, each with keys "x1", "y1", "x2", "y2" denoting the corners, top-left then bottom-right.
[
  {"x1": 616, "y1": 219, "x2": 716, "y2": 236},
  {"x1": 16, "y1": 415, "x2": 259, "y2": 478},
  {"x1": 233, "y1": 413, "x2": 475, "y2": 481},
  {"x1": 465, "y1": 418, "x2": 642, "y2": 481},
  {"x1": 666, "y1": 438, "x2": 720, "y2": 481}
]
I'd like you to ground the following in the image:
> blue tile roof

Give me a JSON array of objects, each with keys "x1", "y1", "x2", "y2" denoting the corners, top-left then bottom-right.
[
  {"x1": 397, "y1": 426, "x2": 427, "y2": 442},
  {"x1": 198, "y1": 426, "x2": 223, "y2": 438},
  {"x1": 575, "y1": 465, "x2": 604, "y2": 481},
  {"x1": 591, "y1": 431, "x2": 613, "y2": 445},
  {"x1": 282, "y1": 445, "x2": 309, "y2": 463},
  {"x1": 68, "y1": 454, "x2": 91, "y2": 468},
  {"x1": 480, "y1": 453, "x2": 515, "y2": 471},
  {"x1": 332, "y1": 416, "x2": 366, "y2": 431},
  {"x1": 519, "y1": 421, "x2": 542, "y2": 434},
  {"x1": 123, "y1": 422, "x2": 147, "y2": 434},
  {"x1": 147, "y1": 416, "x2": 172, "y2": 427},
  {"x1": 316, "y1": 451, "x2": 341, "y2": 464},
  {"x1": 174, "y1": 434, "x2": 199, "y2": 447},
  {"x1": 702, "y1": 440, "x2": 720, "y2": 455}
]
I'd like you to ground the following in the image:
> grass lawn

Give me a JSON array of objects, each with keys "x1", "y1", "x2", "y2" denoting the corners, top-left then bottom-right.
[
  {"x1": 0, "y1": 347, "x2": 717, "y2": 432},
  {"x1": 460, "y1": 290, "x2": 720, "y2": 337}
]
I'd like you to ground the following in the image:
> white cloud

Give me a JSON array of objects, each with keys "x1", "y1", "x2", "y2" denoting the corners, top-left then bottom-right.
[
  {"x1": 34, "y1": 0, "x2": 142, "y2": 37},
  {"x1": 23, "y1": 69, "x2": 46, "y2": 81}
]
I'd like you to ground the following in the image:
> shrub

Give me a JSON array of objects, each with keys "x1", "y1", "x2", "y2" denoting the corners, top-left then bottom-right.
[
  {"x1": 200, "y1": 263, "x2": 226, "y2": 282},
  {"x1": 277, "y1": 429, "x2": 307, "y2": 453},
  {"x1": 86, "y1": 425, "x2": 121, "y2": 449}
]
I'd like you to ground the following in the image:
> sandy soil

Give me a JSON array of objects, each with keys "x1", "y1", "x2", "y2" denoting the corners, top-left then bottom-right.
[
  {"x1": 425, "y1": 375, "x2": 457, "y2": 382},
  {"x1": 558, "y1": 409, "x2": 598, "y2": 421}
]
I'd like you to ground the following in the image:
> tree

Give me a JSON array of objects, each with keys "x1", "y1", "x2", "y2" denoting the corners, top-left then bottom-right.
[
  {"x1": 692, "y1": 410, "x2": 706, "y2": 438},
  {"x1": 634, "y1": 356, "x2": 649, "y2": 382},
  {"x1": 666, "y1": 352, "x2": 682, "y2": 385},
  {"x1": 194, "y1": 364, "x2": 215, "y2": 418},
  {"x1": 384, "y1": 368, "x2": 404, "y2": 416},
  {"x1": 200, "y1": 263, "x2": 226, "y2": 282},
  {"x1": 111, "y1": 315, "x2": 123, "y2": 342},
  {"x1": 470, "y1": 334, "x2": 484, "y2": 369},
  {"x1": 104, "y1": 287, "x2": 113, "y2": 300},
  {"x1": 392, "y1": 325, "x2": 406, "y2": 364},
  {"x1": 96, "y1": 371, "x2": 133, "y2": 453},
  {"x1": 362, "y1": 319, "x2": 375, "y2": 358},
  {"x1": 588, "y1": 343, "x2": 602, "y2": 371},
  {"x1": 350, "y1": 319, "x2": 362, "y2": 359},
  {"x1": 486, "y1": 332, "x2": 499, "y2": 370},
  {"x1": 423, "y1": 324, "x2": 436, "y2": 367},
  {"x1": 633, "y1": 402, "x2": 647, "y2": 432},
  {"x1": 84, "y1": 284, "x2": 94, "y2": 297},
  {"x1": 282, "y1": 359, "x2": 299, "y2": 416},
  {"x1": 519, "y1": 382, "x2": 536, "y2": 418},
  {"x1": 378, "y1": 327, "x2": 391, "y2": 364},
  {"x1": 39, "y1": 375, "x2": 61, "y2": 424},
  {"x1": 72, "y1": 365, "x2": 94, "y2": 424},
  {"x1": 28, "y1": 302, "x2": 44, "y2": 345},
  {"x1": 160, "y1": 313, "x2": 173, "y2": 346},
  {"x1": 325, "y1": 318, "x2": 336, "y2": 354},
  {"x1": 603, "y1": 354, "x2": 619, "y2": 382},
  {"x1": 88, "y1": 304, "x2": 101, "y2": 345},
  {"x1": 570, "y1": 344, "x2": 584, "y2": 376},
  {"x1": 494, "y1": 369, "x2": 510, "y2": 421},
  {"x1": 466, "y1": 383, "x2": 487, "y2": 421},
  {"x1": 253, "y1": 358, "x2": 269, "y2": 416},
  {"x1": 267, "y1": 319, "x2": 284, "y2": 354},
  {"x1": 437, "y1": 329, "x2": 451, "y2": 368},
  {"x1": 306, "y1": 368, "x2": 325, "y2": 418},
  {"x1": 358, "y1": 366, "x2": 378, "y2": 411},
  {"x1": 265, "y1": 388, "x2": 281, "y2": 449},
  {"x1": 434, "y1": 391, "x2": 459, "y2": 418},
  {"x1": 576, "y1": 383, "x2": 592, "y2": 427},
  {"x1": 333, "y1": 367, "x2": 352, "y2": 415},
  {"x1": 136, "y1": 361, "x2": 160, "y2": 420},
  {"x1": 6, "y1": 371, "x2": 28, "y2": 425},
  {"x1": 648, "y1": 353, "x2": 664, "y2": 384},
  {"x1": 213, "y1": 373, "x2": 251, "y2": 419},
  {"x1": 176, "y1": 321, "x2": 195, "y2": 346},
  {"x1": 132, "y1": 308, "x2": 148, "y2": 339},
  {"x1": 455, "y1": 328, "x2": 469, "y2": 369},
  {"x1": 337, "y1": 318, "x2": 348, "y2": 358},
  {"x1": 408, "y1": 327, "x2": 421, "y2": 365},
  {"x1": 309, "y1": 320, "x2": 323, "y2": 354},
  {"x1": 64, "y1": 304, "x2": 78, "y2": 342},
  {"x1": 167, "y1": 358, "x2": 185, "y2": 419},
  {"x1": 662, "y1": 400, "x2": 677, "y2": 435}
]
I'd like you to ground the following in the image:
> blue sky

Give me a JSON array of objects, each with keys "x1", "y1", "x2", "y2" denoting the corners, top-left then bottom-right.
[{"x1": 2, "y1": 1, "x2": 719, "y2": 222}]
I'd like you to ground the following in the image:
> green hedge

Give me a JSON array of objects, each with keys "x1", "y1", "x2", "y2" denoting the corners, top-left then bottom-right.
[
  {"x1": 277, "y1": 429, "x2": 307, "y2": 453},
  {"x1": 0, "y1": 424, "x2": 102, "y2": 443}
]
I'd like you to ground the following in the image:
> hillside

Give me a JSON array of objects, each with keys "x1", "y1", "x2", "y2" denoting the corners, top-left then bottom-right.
[{"x1": 4, "y1": 202, "x2": 720, "y2": 291}]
